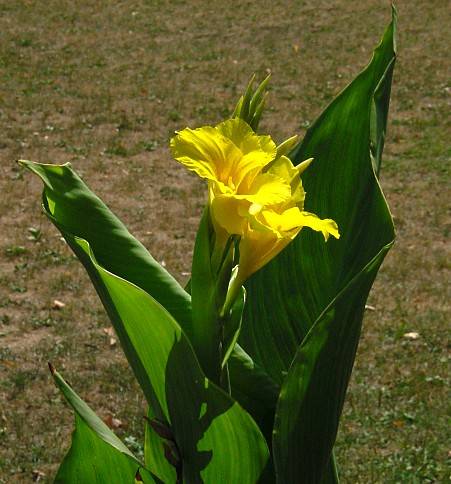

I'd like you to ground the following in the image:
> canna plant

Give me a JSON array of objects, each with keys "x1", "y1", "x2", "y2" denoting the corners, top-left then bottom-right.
[{"x1": 21, "y1": 8, "x2": 397, "y2": 483}]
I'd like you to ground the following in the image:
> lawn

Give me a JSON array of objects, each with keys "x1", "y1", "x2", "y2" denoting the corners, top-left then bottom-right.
[{"x1": 0, "y1": 0, "x2": 449, "y2": 482}]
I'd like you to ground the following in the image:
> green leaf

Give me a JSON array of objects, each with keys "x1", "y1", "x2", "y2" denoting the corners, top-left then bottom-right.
[
  {"x1": 51, "y1": 367, "x2": 159, "y2": 484},
  {"x1": 20, "y1": 160, "x2": 181, "y2": 480},
  {"x1": 273, "y1": 246, "x2": 391, "y2": 483},
  {"x1": 18, "y1": 160, "x2": 192, "y2": 334},
  {"x1": 249, "y1": 75, "x2": 270, "y2": 118},
  {"x1": 228, "y1": 345, "x2": 279, "y2": 443},
  {"x1": 321, "y1": 453, "x2": 339, "y2": 484},
  {"x1": 67, "y1": 236, "x2": 269, "y2": 483},
  {"x1": 238, "y1": 8, "x2": 397, "y2": 484},
  {"x1": 240, "y1": 74, "x2": 256, "y2": 122},
  {"x1": 241, "y1": 11, "x2": 396, "y2": 384},
  {"x1": 189, "y1": 210, "x2": 270, "y2": 425},
  {"x1": 23, "y1": 160, "x2": 269, "y2": 481}
]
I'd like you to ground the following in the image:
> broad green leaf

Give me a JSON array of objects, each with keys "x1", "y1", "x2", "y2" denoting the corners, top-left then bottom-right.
[
  {"x1": 239, "y1": 8, "x2": 397, "y2": 484},
  {"x1": 22, "y1": 160, "x2": 270, "y2": 481},
  {"x1": 321, "y1": 453, "x2": 339, "y2": 484},
  {"x1": 240, "y1": 10, "x2": 396, "y2": 384},
  {"x1": 69, "y1": 236, "x2": 268, "y2": 483},
  {"x1": 18, "y1": 160, "x2": 192, "y2": 334},
  {"x1": 51, "y1": 367, "x2": 159, "y2": 483},
  {"x1": 273, "y1": 245, "x2": 391, "y2": 483},
  {"x1": 20, "y1": 160, "x2": 175, "y2": 479},
  {"x1": 228, "y1": 345, "x2": 279, "y2": 443}
]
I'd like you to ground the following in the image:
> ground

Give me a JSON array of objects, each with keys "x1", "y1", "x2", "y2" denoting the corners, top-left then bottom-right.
[{"x1": 0, "y1": 0, "x2": 449, "y2": 482}]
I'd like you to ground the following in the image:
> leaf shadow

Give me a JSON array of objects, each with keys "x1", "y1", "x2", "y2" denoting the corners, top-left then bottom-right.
[{"x1": 165, "y1": 336, "x2": 234, "y2": 483}]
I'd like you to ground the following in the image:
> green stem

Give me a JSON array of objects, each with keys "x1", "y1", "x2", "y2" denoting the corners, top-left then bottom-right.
[
  {"x1": 219, "y1": 362, "x2": 231, "y2": 394},
  {"x1": 217, "y1": 313, "x2": 231, "y2": 394}
]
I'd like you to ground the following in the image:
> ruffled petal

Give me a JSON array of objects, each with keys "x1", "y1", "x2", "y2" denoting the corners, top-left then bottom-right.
[
  {"x1": 216, "y1": 118, "x2": 259, "y2": 153},
  {"x1": 170, "y1": 125, "x2": 242, "y2": 188},
  {"x1": 267, "y1": 155, "x2": 299, "y2": 182},
  {"x1": 235, "y1": 208, "x2": 339, "y2": 285},
  {"x1": 237, "y1": 173, "x2": 292, "y2": 205},
  {"x1": 210, "y1": 195, "x2": 251, "y2": 236},
  {"x1": 259, "y1": 207, "x2": 304, "y2": 235},
  {"x1": 216, "y1": 118, "x2": 276, "y2": 160},
  {"x1": 298, "y1": 211, "x2": 340, "y2": 240},
  {"x1": 236, "y1": 150, "x2": 277, "y2": 189},
  {"x1": 258, "y1": 207, "x2": 339, "y2": 239},
  {"x1": 171, "y1": 118, "x2": 340, "y2": 289},
  {"x1": 216, "y1": 118, "x2": 276, "y2": 188},
  {"x1": 266, "y1": 156, "x2": 311, "y2": 207}
]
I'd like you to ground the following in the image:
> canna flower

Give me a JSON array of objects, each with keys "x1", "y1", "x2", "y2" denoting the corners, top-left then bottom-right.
[{"x1": 171, "y1": 118, "x2": 339, "y2": 292}]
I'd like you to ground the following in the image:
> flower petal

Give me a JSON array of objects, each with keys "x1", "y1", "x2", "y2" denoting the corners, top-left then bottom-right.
[
  {"x1": 238, "y1": 173, "x2": 292, "y2": 205},
  {"x1": 268, "y1": 156, "x2": 313, "y2": 184},
  {"x1": 267, "y1": 155, "x2": 298, "y2": 181},
  {"x1": 216, "y1": 118, "x2": 276, "y2": 161},
  {"x1": 216, "y1": 118, "x2": 276, "y2": 188},
  {"x1": 258, "y1": 207, "x2": 303, "y2": 236},
  {"x1": 235, "y1": 228, "x2": 290, "y2": 285},
  {"x1": 210, "y1": 195, "x2": 250, "y2": 236},
  {"x1": 257, "y1": 207, "x2": 340, "y2": 241},
  {"x1": 235, "y1": 208, "x2": 340, "y2": 285},
  {"x1": 298, "y1": 211, "x2": 340, "y2": 240},
  {"x1": 170, "y1": 125, "x2": 242, "y2": 188}
]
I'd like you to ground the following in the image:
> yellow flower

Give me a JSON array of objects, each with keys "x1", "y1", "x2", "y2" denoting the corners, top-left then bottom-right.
[{"x1": 170, "y1": 118, "x2": 339, "y2": 289}]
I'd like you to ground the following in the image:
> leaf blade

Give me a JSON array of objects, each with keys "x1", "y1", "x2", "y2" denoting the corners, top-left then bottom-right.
[
  {"x1": 52, "y1": 368, "x2": 160, "y2": 484},
  {"x1": 236, "y1": 9, "x2": 397, "y2": 484},
  {"x1": 19, "y1": 160, "x2": 192, "y2": 332},
  {"x1": 73, "y1": 236, "x2": 269, "y2": 483},
  {"x1": 23, "y1": 161, "x2": 269, "y2": 482},
  {"x1": 240, "y1": 10, "x2": 397, "y2": 385},
  {"x1": 273, "y1": 243, "x2": 392, "y2": 483}
]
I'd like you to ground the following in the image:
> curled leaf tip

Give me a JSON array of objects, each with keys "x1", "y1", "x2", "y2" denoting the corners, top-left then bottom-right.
[
  {"x1": 17, "y1": 159, "x2": 31, "y2": 169},
  {"x1": 48, "y1": 361, "x2": 56, "y2": 375}
]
